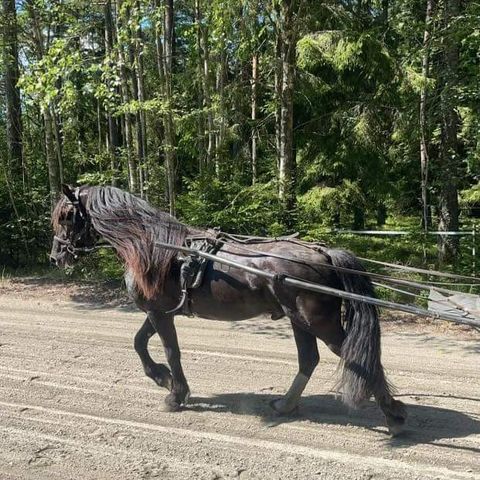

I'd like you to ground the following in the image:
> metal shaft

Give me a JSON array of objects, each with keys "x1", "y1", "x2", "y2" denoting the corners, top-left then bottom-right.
[{"x1": 156, "y1": 241, "x2": 479, "y2": 327}]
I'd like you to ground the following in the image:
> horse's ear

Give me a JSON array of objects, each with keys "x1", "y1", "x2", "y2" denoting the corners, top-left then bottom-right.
[{"x1": 62, "y1": 184, "x2": 76, "y2": 203}]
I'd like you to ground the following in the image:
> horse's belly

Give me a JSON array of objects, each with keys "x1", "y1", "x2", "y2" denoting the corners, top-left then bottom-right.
[{"x1": 189, "y1": 276, "x2": 271, "y2": 321}]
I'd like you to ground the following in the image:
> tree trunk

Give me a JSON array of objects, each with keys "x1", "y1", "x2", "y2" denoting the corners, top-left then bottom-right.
[
  {"x1": 126, "y1": 12, "x2": 145, "y2": 197},
  {"x1": 199, "y1": 17, "x2": 214, "y2": 169},
  {"x1": 353, "y1": 206, "x2": 365, "y2": 230},
  {"x1": 126, "y1": 0, "x2": 148, "y2": 198},
  {"x1": 437, "y1": 0, "x2": 461, "y2": 263},
  {"x1": 376, "y1": 203, "x2": 387, "y2": 227},
  {"x1": 381, "y1": 0, "x2": 389, "y2": 25},
  {"x1": 51, "y1": 106, "x2": 64, "y2": 185},
  {"x1": 104, "y1": 0, "x2": 121, "y2": 185},
  {"x1": 195, "y1": 0, "x2": 205, "y2": 172},
  {"x1": 116, "y1": 0, "x2": 139, "y2": 194},
  {"x1": 274, "y1": 19, "x2": 282, "y2": 174},
  {"x1": 215, "y1": 47, "x2": 226, "y2": 178},
  {"x1": 44, "y1": 109, "x2": 61, "y2": 208},
  {"x1": 2, "y1": 0, "x2": 23, "y2": 179},
  {"x1": 420, "y1": 0, "x2": 434, "y2": 231},
  {"x1": 134, "y1": 20, "x2": 148, "y2": 198},
  {"x1": 251, "y1": 53, "x2": 258, "y2": 184},
  {"x1": 278, "y1": 0, "x2": 297, "y2": 213},
  {"x1": 153, "y1": 0, "x2": 168, "y2": 205},
  {"x1": 26, "y1": 0, "x2": 61, "y2": 208},
  {"x1": 163, "y1": 0, "x2": 177, "y2": 216}
]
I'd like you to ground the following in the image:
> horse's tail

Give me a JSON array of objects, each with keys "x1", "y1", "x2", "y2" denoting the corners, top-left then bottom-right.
[{"x1": 326, "y1": 249, "x2": 393, "y2": 409}]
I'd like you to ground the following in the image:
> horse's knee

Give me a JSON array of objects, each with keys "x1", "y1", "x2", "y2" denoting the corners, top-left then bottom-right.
[
  {"x1": 133, "y1": 328, "x2": 147, "y2": 354},
  {"x1": 134, "y1": 319, "x2": 154, "y2": 354}
]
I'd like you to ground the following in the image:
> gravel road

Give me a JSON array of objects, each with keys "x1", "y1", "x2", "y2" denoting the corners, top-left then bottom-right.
[{"x1": 0, "y1": 283, "x2": 479, "y2": 479}]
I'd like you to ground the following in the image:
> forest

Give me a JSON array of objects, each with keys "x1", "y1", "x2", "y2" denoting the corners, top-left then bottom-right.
[{"x1": 1, "y1": 0, "x2": 479, "y2": 275}]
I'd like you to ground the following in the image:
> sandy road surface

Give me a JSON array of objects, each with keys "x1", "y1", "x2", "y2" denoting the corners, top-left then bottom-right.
[{"x1": 0, "y1": 287, "x2": 479, "y2": 480}]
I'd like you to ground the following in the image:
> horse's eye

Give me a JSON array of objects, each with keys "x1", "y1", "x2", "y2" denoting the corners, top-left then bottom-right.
[{"x1": 60, "y1": 211, "x2": 74, "y2": 226}]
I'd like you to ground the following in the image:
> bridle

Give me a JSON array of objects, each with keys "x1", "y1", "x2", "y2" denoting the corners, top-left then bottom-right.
[
  {"x1": 53, "y1": 235, "x2": 101, "y2": 258},
  {"x1": 53, "y1": 188, "x2": 106, "y2": 258}
]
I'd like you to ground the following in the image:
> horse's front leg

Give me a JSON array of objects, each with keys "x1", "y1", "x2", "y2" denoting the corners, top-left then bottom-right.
[
  {"x1": 149, "y1": 312, "x2": 190, "y2": 412},
  {"x1": 134, "y1": 317, "x2": 173, "y2": 390}
]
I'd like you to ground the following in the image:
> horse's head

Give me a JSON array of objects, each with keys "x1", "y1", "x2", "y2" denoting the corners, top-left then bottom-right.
[{"x1": 50, "y1": 184, "x2": 98, "y2": 267}]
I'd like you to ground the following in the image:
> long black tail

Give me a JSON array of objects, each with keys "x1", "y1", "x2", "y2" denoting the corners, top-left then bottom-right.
[{"x1": 327, "y1": 249, "x2": 393, "y2": 408}]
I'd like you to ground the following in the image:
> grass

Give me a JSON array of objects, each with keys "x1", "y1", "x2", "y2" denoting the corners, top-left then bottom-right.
[{"x1": 304, "y1": 214, "x2": 478, "y2": 276}]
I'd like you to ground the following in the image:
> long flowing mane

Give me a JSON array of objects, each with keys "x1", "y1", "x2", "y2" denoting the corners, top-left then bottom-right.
[
  {"x1": 51, "y1": 195, "x2": 70, "y2": 233},
  {"x1": 86, "y1": 186, "x2": 188, "y2": 299}
]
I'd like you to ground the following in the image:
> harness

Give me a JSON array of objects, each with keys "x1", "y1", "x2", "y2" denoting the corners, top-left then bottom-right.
[
  {"x1": 54, "y1": 188, "x2": 107, "y2": 258},
  {"x1": 166, "y1": 230, "x2": 329, "y2": 316},
  {"x1": 166, "y1": 236, "x2": 223, "y2": 315}
]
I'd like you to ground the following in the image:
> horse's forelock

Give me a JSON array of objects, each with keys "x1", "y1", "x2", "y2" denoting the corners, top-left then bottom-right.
[{"x1": 51, "y1": 196, "x2": 69, "y2": 232}]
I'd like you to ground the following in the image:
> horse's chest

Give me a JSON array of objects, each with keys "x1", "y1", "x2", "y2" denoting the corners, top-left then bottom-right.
[{"x1": 124, "y1": 270, "x2": 137, "y2": 298}]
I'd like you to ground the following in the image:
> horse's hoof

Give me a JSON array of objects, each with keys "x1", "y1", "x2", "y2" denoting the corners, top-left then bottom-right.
[
  {"x1": 163, "y1": 389, "x2": 191, "y2": 412},
  {"x1": 269, "y1": 398, "x2": 298, "y2": 416},
  {"x1": 163, "y1": 402, "x2": 181, "y2": 412},
  {"x1": 163, "y1": 393, "x2": 182, "y2": 412},
  {"x1": 386, "y1": 417, "x2": 406, "y2": 437}
]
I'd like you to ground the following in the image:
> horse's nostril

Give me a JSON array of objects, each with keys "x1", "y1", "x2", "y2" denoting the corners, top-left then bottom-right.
[{"x1": 49, "y1": 255, "x2": 58, "y2": 266}]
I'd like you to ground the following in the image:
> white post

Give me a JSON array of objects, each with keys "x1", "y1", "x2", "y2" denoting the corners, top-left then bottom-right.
[{"x1": 473, "y1": 223, "x2": 476, "y2": 276}]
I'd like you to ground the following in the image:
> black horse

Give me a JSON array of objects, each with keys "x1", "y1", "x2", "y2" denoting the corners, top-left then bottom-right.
[{"x1": 50, "y1": 185, "x2": 406, "y2": 435}]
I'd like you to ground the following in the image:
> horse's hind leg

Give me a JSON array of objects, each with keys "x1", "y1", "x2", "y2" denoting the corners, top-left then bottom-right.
[
  {"x1": 376, "y1": 393, "x2": 407, "y2": 436},
  {"x1": 149, "y1": 312, "x2": 190, "y2": 412},
  {"x1": 307, "y1": 311, "x2": 407, "y2": 435},
  {"x1": 271, "y1": 321, "x2": 319, "y2": 415},
  {"x1": 300, "y1": 297, "x2": 407, "y2": 435},
  {"x1": 134, "y1": 317, "x2": 172, "y2": 390}
]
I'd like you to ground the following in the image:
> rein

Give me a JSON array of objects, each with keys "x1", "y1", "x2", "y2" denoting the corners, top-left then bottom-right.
[
  {"x1": 53, "y1": 235, "x2": 112, "y2": 257},
  {"x1": 154, "y1": 239, "x2": 480, "y2": 328},
  {"x1": 219, "y1": 233, "x2": 480, "y2": 284},
  {"x1": 220, "y1": 242, "x2": 472, "y2": 294},
  {"x1": 184, "y1": 232, "x2": 480, "y2": 292}
]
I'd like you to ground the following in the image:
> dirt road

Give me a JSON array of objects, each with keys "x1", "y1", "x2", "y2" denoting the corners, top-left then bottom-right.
[{"x1": 0, "y1": 284, "x2": 479, "y2": 479}]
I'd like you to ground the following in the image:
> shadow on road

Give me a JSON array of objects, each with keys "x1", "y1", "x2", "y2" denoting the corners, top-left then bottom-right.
[
  {"x1": 2, "y1": 276, "x2": 137, "y2": 312},
  {"x1": 398, "y1": 332, "x2": 480, "y2": 355},
  {"x1": 188, "y1": 391, "x2": 480, "y2": 451}
]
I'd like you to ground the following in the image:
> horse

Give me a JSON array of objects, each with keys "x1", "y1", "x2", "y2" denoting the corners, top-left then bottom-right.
[{"x1": 50, "y1": 184, "x2": 407, "y2": 435}]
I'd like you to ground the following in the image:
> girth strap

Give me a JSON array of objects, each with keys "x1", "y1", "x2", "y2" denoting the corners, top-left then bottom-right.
[{"x1": 165, "y1": 237, "x2": 222, "y2": 316}]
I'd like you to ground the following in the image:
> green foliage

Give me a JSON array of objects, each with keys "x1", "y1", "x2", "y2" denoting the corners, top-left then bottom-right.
[
  {"x1": 178, "y1": 178, "x2": 287, "y2": 236},
  {"x1": 1, "y1": 0, "x2": 479, "y2": 279},
  {"x1": 297, "y1": 180, "x2": 365, "y2": 226},
  {"x1": 460, "y1": 184, "x2": 480, "y2": 206},
  {"x1": 72, "y1": 249, "x2": 124, "y2": 281}
]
